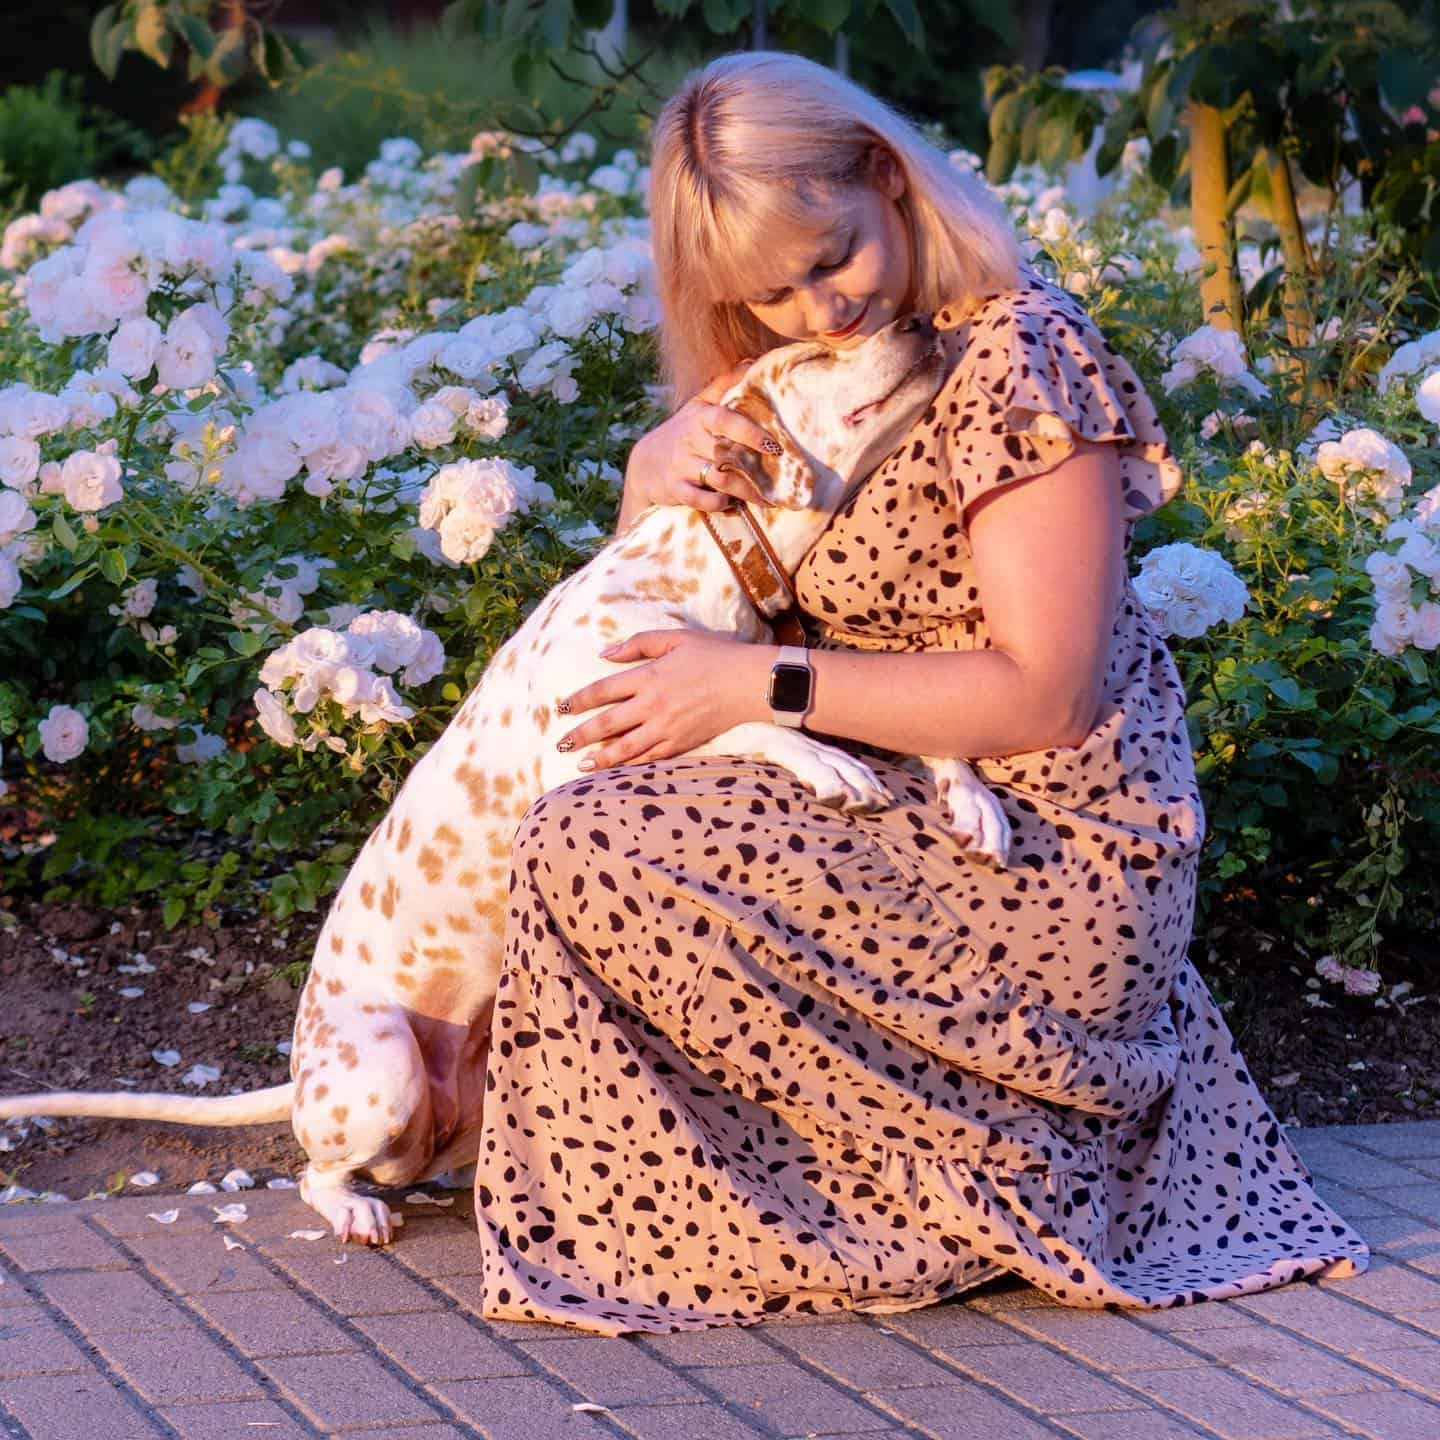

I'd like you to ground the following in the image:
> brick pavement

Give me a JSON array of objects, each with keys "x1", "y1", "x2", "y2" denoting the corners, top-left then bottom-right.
[{"x1": 0, "y1": 1122, "x2": 1436, "y2": 1439}]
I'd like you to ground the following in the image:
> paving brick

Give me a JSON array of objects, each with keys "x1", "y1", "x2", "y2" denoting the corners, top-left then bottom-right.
[
  {"x1": 1056, "y1": 1413, "x2": 1241, "y2": 1439},
  {"x1": 1358, "y1": 1348, "x2": 1440, "y2": 1399},
  {"x1": 432, "y1": 1375, "x2": 616, "y2": 1438},
  {"x1": 1000, "y1": 1310, "x2": 1205, "y2": 1371},
  {"x1": 941, "y1": 1341, "x2": 1144, "y2": 1413},
  {"x1": 1386, "y1": 1186, "x2": 1440, "y2": 1222},
  {"x1": 640, "y1": 1325, "x2": 786, "y2": 1367},
  {"x1": 0, "y1": 1312, "x2": 90, "y2": 1377},
  {"x1": 883, "y1": 1302, "x2": 1030, "y2": 1348},
  {"x1": 388, "y1": 1216, "x2": 487, "y2": 1279},
  {"x1": 0, "y1": 1223, "x2": 129, "y2": 1273},
  {"x1": 37, "y1": 1267, "x2": 192, "y2": 1333},
  {"x1": 86, "y1": 1322, "x2": 265, "y2": 1405},
  {"x1": 608, "y1": 1402, "x2": 776, "y2": 1440},
  {"x1": 1128, "y1": 1365, "x2": 1358, "y2": 1439},
  {"x1": 1301, "y1": 1152, "x2": 1431, "y2": 1191},
  {"x1": 964, "y1": 1276, "x2": 1064, "y2": 1312},
  {"x1": 1233, "y1": 1286, "x2": 1434, "y2": 1353},
  {"x1": 92, "y1": 1205, "x2": 228, "y2": 1240},
  {"x1": 263, "y1": 1244, "x2": 443, "y2": 1316},
  {"x1": 1305, "y1": 1389, "x2": 1440, "y2": 1440},
  {"x1": 188, "y1": 1287, "x2": 357, "y2": 1357},
  {"x1": 518, "y1": 1334, "x2": 706, "y2": 1405},
  {"x1": 0, "y1": 1371, "x2": 166, "y2": 1439},
  {"x1": 158, "y1": 1398, "x2": 310, "y2": 1438},
  {"x1": 1132, "y1": 1302, "x2": 1261, "y2": 1333},
  {"x1": 0, "y1": 1276, "x2": 39, "y2": 1311},
  {"x1": 335, "y1": 1427, "x2": 470, "y2": 1439},
  {"x1": 0, "y1": 1211, "x2": 77, "y2": 1237},
  {"x1": 354, "y1": 1311, "x2": 534, "y2": 1381},
  {"x1": 1319, "y1": 1262, "x2": 1440, "y2": 1311},
  {"x1": 1181, "y1": 1325, "x2": 1395, "y2": 1396},
  {"x1": 768, "y1": 1323, "x2": 960, "y2": 1390},
  {"x1": 689, "y1": 1361, "x2": 883, "y2": 1433},
  {"x1": 124, "y1": 1234, "x2": 286, "y2": 1296},
  {"x1": 1311, "y1": 1182, "x2": 1397, "y2": 1220},
  {"x1": 260, "y1": 1350, "x2": 441, "y2": 1429},
  {"x1": 1329, "y1": 1124, "x2": 1440, "y2": 1160},
  {"x1": 867, "y1": 1381, "x2": 1062, "y2": 1439}
]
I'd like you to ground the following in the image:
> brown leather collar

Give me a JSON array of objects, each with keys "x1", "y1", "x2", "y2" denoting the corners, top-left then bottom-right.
[{"x1": 700, "y1": 503, "x2": 810, "y2": 648}]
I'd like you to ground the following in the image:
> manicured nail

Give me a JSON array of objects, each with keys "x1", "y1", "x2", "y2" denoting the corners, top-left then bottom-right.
[
  {"x1": 556, "y1": 698, "x2": 571, "y2": 714},
  {"x1": 577, "y1": 758, "x2": 595, "y2": 771},
  {"x1": 599, "y1": 644, "x2": 620, "y2": 657},
  {"x1": 762, "y1": 438, "x2": 782, "y2": 456},
  {"x1": 556, "y1": 738, "x2": 574, "y2": 753}
]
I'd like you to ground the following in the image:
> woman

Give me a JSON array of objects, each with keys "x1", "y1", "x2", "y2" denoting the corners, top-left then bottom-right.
[{"x1": 470, "y1": 51, "x2": 1369, "y2": 1334}]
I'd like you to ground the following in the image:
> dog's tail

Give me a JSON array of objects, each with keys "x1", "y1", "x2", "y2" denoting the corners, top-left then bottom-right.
[{"x1": 0, "y1": 1083, "x2": 295, "y2": 1127}]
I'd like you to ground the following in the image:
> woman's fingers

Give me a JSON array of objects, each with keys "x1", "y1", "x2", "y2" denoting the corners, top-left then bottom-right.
[{"x1": 700, "y1": 402, "x2": 778, "y2": 462}]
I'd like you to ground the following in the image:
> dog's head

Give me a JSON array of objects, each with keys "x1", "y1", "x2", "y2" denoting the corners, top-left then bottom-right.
[{"x1": 713, "y1": 314, "x2": 947, "y2": 513}]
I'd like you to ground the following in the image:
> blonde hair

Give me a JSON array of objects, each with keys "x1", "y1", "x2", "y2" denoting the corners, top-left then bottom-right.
[{"x1": 648, "y1": 50, "x2": 1023, "y2": 405}]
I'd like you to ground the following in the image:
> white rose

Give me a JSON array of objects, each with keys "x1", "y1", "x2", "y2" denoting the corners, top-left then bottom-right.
[
  {"x1": 1413, "y1": 601, "x2": 1440, "y2": 650},
  {"x1": 358, "y1": 675, "x2": 413, "y2": 725},
  {"x1": 61, "y1": 449, "x2": 124, "y2": 512},
  {"x1": 176, "y1": 731, "x2": 226, "y2": 764},
  {"x1": 1365, "y1": 550, "x2": 1413, "y2": 598},
  {"x1": 0, "y1": 491, "x2": 36, "y2": 546},
  {"x1": 1370, "y1": 600, "x2": 1416, "y2": 656},
  {"x1": 345, "y1": 610, "x2": 424, "y2": 672},
  {"x1": 0, "y1": 436, "x2": 41, "y2": 491},
  {"x1": 1416, "y1": 370, "x2": 1440, "y2": 425},
  {"x1": 464, "y1": 394, "x2": 510, "y2": 439},
  {"x1": 156, "y1": 313, "x2": 217, "y2": 391},
  {"x1": 107, "y1": 316, "x2": 163, "y2": 379},
  {"x1": 120, "y1": 577, "x2": 158, "y2": 618},
  {"x1": 0, "y1": 549, "x2": 20, "y2": 608},
  {"x1": 253, "y1": 687, "x2": 298, "y2": 747},
  {"x1": 438, "y1": 508, "x2": 496, "y2": 564},
  {"x1": 132, "y1": 701, "x2": 178, "y2": 732},
  {"x1": 411, "y1": 400, "x2": 459, "y2": 449},
  {"x1": 39, "y1": 704, "x2": 89, "y2": 763}
]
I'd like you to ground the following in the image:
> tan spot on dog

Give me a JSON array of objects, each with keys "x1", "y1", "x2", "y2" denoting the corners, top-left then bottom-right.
[
  {"x1": 457, "y1": 869, "x2": 480, "y2": 886},
  {"x1": 337, "y1": 1042, "x2": 359, "y2": 1070},
  {"x1": 325, "y1": 977, "x2": 345, "y2": 996},
  {"x1": 331, "y1": 1105, "x2": 350, "y2": 1124},
  {"x1": 434, "y1": 822, "x2": 462, "y2": 849},
  {"x1": 379, "y1": 876, "x2": 398, "y2": 919},
  {"x1": 486, "y1": 832, "x2": 511, "y2": 860},
  {"x1": 399, "y1": 943, "x2": 418, "y2": 967},
  {"x1": 359, "y1": 881, "x2": 376, "y2": 910},
  {"x1": 358, "y1": 942, "x2": 373, "y2": 965},
  {"x1": 446, "y1": 912, "x2": 475, "y2": 934},
  {"x1": 329, "y1": 933, "x2": 344, "y2": 955},
  {"x1": 368, "y1": 1093, "x2": 380, "y2": 1107},
  {"x1": 499, "y1": 708, "x2": 512, "y2": 727},
  {"x1": 314, "y1": 1083, "x2": 329, "y2": 1101},
  {"x1": 417, "y1": 845, "x2": 444, "y2": 883},
  {"x1": 420, "y1": 943, "x2": 464, "y2": 964},
  {"x1": 533, "y1": 704, "x2": 551, "y2": 734},
  {"x1": 396, "y1": 818, "x2": 412, "y2": 852}
]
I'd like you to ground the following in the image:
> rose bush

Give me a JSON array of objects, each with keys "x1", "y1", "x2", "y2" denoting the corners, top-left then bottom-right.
[{"x1": 0, "y1": 119, "x2": 1435, "y2": 996}]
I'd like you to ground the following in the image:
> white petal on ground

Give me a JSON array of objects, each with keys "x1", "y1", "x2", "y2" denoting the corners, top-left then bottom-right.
[
  {"x1": 221, "y1": 1168, "x2": 255, "y2": 1191},
  {"x1": 187, "y1": 1180, "x2": 219, "y2": 1194},
  {"x1": 187, "y1": 1002, "x2": 212, "y2": 1014},
  {"x1": 130, "y1": 1170, "x2": 161, "y2": 1187},
  {"x1": 266, "y1": 1177, "x2": 299, "y2": 1190},
  {"x1": 151, "y1": 1048, "x2": 181, "y2": 1067},
  {"x1": 148, "y1": 1209, "x2": 180, "y2": 1225},
  {"x1": 573, "y1": 1404, "x2": 612, "y2": 1415},
  {"x1": 182, "y1": 1063, "x2": 222, "y2": 1087},
  {"x1": 289, "y1": 1229, "x2": 328, "y2": 1241},
  {"x1": 212, "y1": 1203, "x2": 248, "y2": 1224},
  {"x1": 275, "y1": 1040, "x2": 293, "y2": 1056},
  {"x1": 117, "y1": 987, "x2": 145, "y2": 999},
  {"x1": 222, "y1": 1234, "x2": 245, "y2": 1252}
]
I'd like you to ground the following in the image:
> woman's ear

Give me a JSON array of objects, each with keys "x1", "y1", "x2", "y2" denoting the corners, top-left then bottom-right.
[
  {"x1": 715, "y1": 385, "x2": 816, "y2": 509},
  {"x1": 868, "y1": 145, "x2": 905, "y2": 201}
]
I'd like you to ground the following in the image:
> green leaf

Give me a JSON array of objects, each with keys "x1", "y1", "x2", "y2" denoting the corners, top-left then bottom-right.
[
  {"x1": 99, "y1": 549, "x2": 128, "y2": 585},
  {"x1": 454, "y1": 160, "x2": 486, "y2": 221},
  {"x1": 1401, "y1": 649, "x2": 1431, "y2": 686},
  {"x1": 89, "y1": 4, "x2": 127, "y2": 81},
  {"x1": 702, "y1": 0, "x2": 750, "y2": 32},
  {"x1": 134, "y1": 3, "x2": 173, "y2": 67},
  {"x1": 172, "y1": 14, "x2": 216, "y2": 60},
  {"x1": 441, "y1": 682, "x2": 463, "y2": 703},
  {"x1": 52, "y1": 513, "x2": 79, "y2": 552},
  {"x1": 541, "y1": 0, "x2": 572, "y2": 48},
  {"x1": 795, "y1": 0, "x2": 852, "y2": 34},
  {"x1": 48, "y1": 563, "x2": 97, "y2": 600},
  {"x1": 879, "y1": 0, "x2": 923, "y2": 47},
  {"x1": 988, "y1": 88, "x2": 1025, "y2": 144},
  {"x1": 227, "y1": 631, "x2": 263, "y2": 658},
  {"x1": 163, "y1": 896, "x2": 186, "y2": 929}
]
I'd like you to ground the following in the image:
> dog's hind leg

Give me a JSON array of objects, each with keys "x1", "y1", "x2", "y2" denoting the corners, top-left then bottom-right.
[{"x1": 290, "y1": 993, "x2": 435, "y2": 1244}]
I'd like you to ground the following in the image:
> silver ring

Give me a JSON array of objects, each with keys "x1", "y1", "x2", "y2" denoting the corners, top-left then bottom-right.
[{"x1": 698, "y1": 459, "x2": 713, "y2": 488}]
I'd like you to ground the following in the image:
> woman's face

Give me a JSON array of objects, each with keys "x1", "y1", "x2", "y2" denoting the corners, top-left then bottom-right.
[{"x1": 740, "y1": 151, "x2": 914, "y2": 351}]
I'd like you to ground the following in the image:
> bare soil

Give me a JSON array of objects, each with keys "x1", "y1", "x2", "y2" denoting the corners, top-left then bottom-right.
[{"x1": 1, "y1": 897, "x2": 1437, "y2": 1202}]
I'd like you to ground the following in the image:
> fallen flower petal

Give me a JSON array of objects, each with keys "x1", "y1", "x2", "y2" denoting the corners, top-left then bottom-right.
[
  {"x1": 222, "y1": 1234, "x2": 245, "y2": 1252},
  {"x1": 187, "y1": 1001, "x2": 212, "y2": 1013},
  {"x1": 130, "y1": 1170, "x2": 161, "y2": 1187},
  {"x1": 289, "y1": 1229, "x2": 328, "y2": 1241},
  {"x1": 266, "y1": 1177, "x2": 299, "y2": 1190},
  {"x1": 148, "y1": 1209, "x2": 180, "y2": 1225},
  {"x1": 187, "y1": 1180, "x2": 219, "y2": 1194},
  {"x1": 221, "y1": 1168, "x2": 255, "y2": 1191},
  {"x1": 151, "y1": 1048, "x2": 181, "y2": 1067},
  {"x1": 182, "y1": 1063, "x2": 222, "y2": 1087},
  {"x1": 212, "y1": 1203, "x2": 248, "y2": 1224}
]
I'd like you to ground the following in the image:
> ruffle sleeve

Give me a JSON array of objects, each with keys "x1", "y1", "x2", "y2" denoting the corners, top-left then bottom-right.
[{"x1": 937, "y1": 279, "x2": 1182, "y2": 529}]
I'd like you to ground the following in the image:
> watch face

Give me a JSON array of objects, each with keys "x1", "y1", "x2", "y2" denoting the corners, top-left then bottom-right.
[{"x1": 768, "y1": 662, "x2": 811, "y2": 713}]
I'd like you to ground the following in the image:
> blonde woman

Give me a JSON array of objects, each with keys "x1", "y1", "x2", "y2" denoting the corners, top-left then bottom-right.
[{"x1": 473, "y1": 52, "x2": 1368, "y2": 1333}]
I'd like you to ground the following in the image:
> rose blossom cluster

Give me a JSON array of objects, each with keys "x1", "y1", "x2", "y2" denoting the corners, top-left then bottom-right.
[
  {"x1": 254, "y1": 610, "x2": 446, "y2": 749},
  {"x1": 1315, "y1": 954, "x2": 1382, "y2": 998},
  {"x1": 416, "y1": 456, "x2": 553, "y2": 565},
  {"x1": 1313, "y1": 427, "x2": 1413, "y2": 517},
  {"x1": 1160, "y1": 326, "x2": 1271, "y2": 402},
  {"x1": 1361, "y1": 482, "x2": 1440, "y2": 657},
  {"x1": 1132, "y1": 542, "x2": 1250, "y2": 638}
]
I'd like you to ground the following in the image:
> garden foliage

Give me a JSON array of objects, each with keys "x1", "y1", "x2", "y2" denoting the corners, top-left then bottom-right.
[{"x1": 0, "y1": 111, "x2": 1436, "y2": 999}]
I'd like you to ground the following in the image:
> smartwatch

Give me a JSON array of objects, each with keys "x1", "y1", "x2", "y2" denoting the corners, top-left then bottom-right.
[{"x1": 767, "y1": 645, "x2": 813, "y2": 729}]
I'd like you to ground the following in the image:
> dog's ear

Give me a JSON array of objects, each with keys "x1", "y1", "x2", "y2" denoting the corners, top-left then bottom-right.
[{"x1": 713, "y1": 384, "x2": 816, "y2": 509}]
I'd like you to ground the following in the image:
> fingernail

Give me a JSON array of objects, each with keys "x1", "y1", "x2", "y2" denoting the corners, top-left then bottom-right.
[
  {"x1": 599, "y1": 644, "x2": 620, "y2": 657},
  {"x1": 762, "y1": 438, "x2": 782, "y2": 456},
  {"x1": 577, "y1": 758, "x2": 595, "y2": 771},
  {"x1": 556, "y1": 738, "x2": 574, "y2": 753},
  {"x1": 556, "y1": 698, "x2": 571, "y2": 715}
]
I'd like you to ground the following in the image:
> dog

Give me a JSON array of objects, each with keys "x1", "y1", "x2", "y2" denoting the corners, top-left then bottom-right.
[{"x1": 0, "y1": 313, "x2": 1011, "y2": 1242}]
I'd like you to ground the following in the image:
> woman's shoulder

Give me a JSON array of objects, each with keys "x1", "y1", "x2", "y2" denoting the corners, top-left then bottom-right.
[{"x1": 935, "y1": 266, "x2": 1094, "y2": 346}]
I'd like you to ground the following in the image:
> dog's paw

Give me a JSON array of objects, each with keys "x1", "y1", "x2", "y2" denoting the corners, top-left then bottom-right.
[
  {"x1": 936, "y1": 769, "x2": 1011, "y2": 868},
  {"x1": 301, "y1": 1168, "x2": 395, "y2": 1245},
  {"x1": 787, "y1": 745, "x2": 892, "y2": 813}
]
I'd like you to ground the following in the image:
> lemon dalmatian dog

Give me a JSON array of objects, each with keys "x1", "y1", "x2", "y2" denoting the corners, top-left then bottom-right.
[{"x1": 0, "y1": 314, "x2": 1011, "y2": 1242}]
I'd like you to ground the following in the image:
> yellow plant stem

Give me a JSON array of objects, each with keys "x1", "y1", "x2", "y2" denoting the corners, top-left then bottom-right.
[{"x1": 1264, "y1": 143, "x2": 1329, "y2": 409}]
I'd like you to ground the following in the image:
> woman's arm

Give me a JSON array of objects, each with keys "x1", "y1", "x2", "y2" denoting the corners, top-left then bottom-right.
[{"x1": 557, "y1": 441, "x2": 1126, "y2": 764}]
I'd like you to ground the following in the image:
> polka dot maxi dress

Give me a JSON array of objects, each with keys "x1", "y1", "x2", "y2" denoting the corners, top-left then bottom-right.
[{"x1": 471, "y1": 269, "x2": 1370, "y2": 1335}]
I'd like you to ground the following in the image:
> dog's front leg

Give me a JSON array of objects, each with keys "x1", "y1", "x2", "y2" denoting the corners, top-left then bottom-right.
[
  {"x1": 692, "y1": 722, "x2": 892, "y2": 811},
  {"x1": 925, "y1": 756, "x2": 1012, "y2": 867}
]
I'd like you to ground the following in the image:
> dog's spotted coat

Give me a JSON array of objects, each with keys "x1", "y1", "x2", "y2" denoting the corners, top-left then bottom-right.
[{"x1": 472, "y1": 270, "x2": 1369, "y2": 1333}]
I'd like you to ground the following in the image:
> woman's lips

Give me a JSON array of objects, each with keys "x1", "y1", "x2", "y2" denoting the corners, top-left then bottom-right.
[{"x1": 826, "y1": 298, "x2": 870, "y2": 340}]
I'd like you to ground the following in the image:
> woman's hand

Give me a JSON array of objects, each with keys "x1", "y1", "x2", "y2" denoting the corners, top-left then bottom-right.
[
  {"x1": 621, "y1": 359, "x2": 781, "y2": 518},
  {"x1": 555, "y1": 630, "x2": 768, "y2": 770}
]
